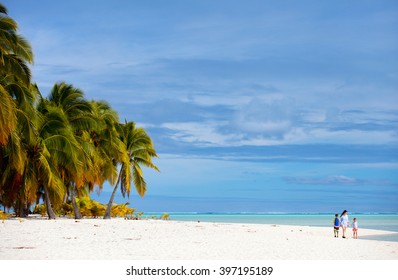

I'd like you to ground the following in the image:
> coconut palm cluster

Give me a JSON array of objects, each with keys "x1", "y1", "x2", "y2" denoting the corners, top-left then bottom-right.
[{"x1": 0, "y1": 3, "x2": 159, "y2": 219}]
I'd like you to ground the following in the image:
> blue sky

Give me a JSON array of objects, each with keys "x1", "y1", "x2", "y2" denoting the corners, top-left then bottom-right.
[{"x1": 5, "y1": 0, "x2": 398, "y2": 212}]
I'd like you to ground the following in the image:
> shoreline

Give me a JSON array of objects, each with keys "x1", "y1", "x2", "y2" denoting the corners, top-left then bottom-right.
[
  {"x1": 146, "y1": 212, "x2": 398, "y2": 233},
  {"x1": 6, "y1": 213, "x2": 398, "y2": 233},
  {"x1": 1, "y1": 218, "x2": 397, "y2": 260}
]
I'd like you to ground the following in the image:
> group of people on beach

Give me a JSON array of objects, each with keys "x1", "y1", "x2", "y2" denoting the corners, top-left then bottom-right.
[{"x1": 333, "y1": 210, "x2": 358, "y2": 239}]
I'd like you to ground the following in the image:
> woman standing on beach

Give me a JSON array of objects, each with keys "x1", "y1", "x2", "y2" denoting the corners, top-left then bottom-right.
[{"x1": 340, "y1": 210, "x2": 350, "y2": 238}]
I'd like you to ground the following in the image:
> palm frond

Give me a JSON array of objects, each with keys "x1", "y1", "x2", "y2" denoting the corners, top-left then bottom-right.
[
  {"x1": 0, "y1": 84, "x2": 17, "y2": 144},
  {"x1": 1, "y1": 54, "x2": 31, "y2": 85},
  {"x1": 132, "y1": 163, "x2": 146, "y2": 197},
  {"x1": 0, "y1": 15, "x2": 18, "y2": 33},
  {"x1": 12, "y1": 35, "x2": 33, "y2": 63},
  {"x1": 0, "y1": 3, "x2": 8, "y2": 14}
]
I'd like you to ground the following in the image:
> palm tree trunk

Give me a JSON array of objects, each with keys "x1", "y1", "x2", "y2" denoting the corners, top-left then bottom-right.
[
  {"x1": 16, "y1": 192, "x2": 28, "y2": 217},
  {"x1": 16, "y1": 199, "x2": 25, "y2": 217},
  {"x1": 62, "y1": 191, "x2": 68, "y2": 204},
  {"x1": 24, "y1": 202, "x2": 31, "y2": 216},
  {"x1": 18, "y1": 171, "x2": 27, "y2": 217},
  {"x1": 104, "y1": 172, "x2": 122, "y2": 219},
  {"x1": 71, "y1": 184, "x2": 82, "y2": 219},
  {"x1": 43, "y1": 185, "x2": 56, "y2": 219}
]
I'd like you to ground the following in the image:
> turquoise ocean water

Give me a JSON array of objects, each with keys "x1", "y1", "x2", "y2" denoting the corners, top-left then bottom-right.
[{"x1": 144, "y1": 212, "x2": 398, "y2": 241}]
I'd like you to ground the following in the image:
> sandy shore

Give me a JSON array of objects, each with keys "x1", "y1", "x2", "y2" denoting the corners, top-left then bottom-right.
[{"x1": 0, "y1": 218, "x2": 397, "y2": 260}]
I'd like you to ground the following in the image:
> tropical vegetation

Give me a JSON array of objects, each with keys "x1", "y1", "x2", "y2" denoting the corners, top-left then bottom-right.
[{"x1": 0, "y1": 3, "x2": 159, "y2": 219}]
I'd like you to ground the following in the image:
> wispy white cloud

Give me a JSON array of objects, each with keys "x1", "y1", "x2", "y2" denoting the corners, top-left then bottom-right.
[
  {"x1": 161, "y1": 121, "x2": 239, "y2": 146},
  {"x1": 150, "y1": 89, "x2": 398, "y2": 147},
  {"x1": 284, "y1": 175, "x2": 397, "y2": 187}
]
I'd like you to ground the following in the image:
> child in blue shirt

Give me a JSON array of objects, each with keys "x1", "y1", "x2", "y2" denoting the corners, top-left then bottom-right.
[{"x1": 333, "y1": 213, "x2": 340, "y2": 238}]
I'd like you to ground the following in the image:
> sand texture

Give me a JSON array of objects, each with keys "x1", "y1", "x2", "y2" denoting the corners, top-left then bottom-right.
[{"x1": 0, "y1": 218, "x2": 397, "y2": 260}]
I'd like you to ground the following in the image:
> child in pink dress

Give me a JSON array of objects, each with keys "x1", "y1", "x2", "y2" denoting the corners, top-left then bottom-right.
[{"x1": 352, "y1": 218, "x2": 358, "y2": 239}]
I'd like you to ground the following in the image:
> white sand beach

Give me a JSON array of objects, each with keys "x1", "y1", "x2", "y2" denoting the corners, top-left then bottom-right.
[{"x1": 0, "y1": 218, "x2": 397, "y2": 260}]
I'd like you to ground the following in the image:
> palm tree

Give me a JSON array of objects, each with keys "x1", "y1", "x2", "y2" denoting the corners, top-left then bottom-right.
[
  {"x1": 0, "y1": 3, "x2": 34, "y2": 145},
  {"x1": 104, "y1": 121, "x2": 159, "y2": 219},
  {"x1": 0, "y1": 82, "x2": 38, "y2": 216},
  {"x1": 1, "y1": 93, "x2": 76, "y2": 219},
  {"x1": 35, "y1": 98, "x2": 84, "y2": 219},
  {"x1": 0, "y1": 3, "x2": 35, "y2": 215},
  {"x1": 46, "y1": 82, "x2": 96, "y2": 219},
  {"x1": 90, "y1": 101, "x2": 126, "y2": 190}
]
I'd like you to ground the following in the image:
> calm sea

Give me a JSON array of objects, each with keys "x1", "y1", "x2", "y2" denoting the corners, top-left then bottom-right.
[{"x1": 144, "y1": 212, "x2": 398, "y2": 241}]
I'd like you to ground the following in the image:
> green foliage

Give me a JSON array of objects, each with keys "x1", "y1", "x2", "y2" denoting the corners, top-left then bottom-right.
[
  {"x1": 160, "y1": 213, "x2": 170, "y2": 220},
  {"x1": 136, "y1": 212, "x2": 144, "y2": 219},
  {"x1": 76, "y1": 197, "x2": 105, "y2": 218},
  {"x1": 111, "y1": 202, "x2": 135, "y2": 218},
  {"x1": 89, "y1": 202, "x2": 105, "y2": 218},
  {"x1": 33, "y1": 204, "x2": 47, "y2": 216},
  {"x1": 34, "y1": 202, "x2": 74, "y2": 217},
  {"x1": 60, "y1": 203, "x2": 74, "y2": 217},
  {"x1": 0, "y1": 210, "x2": 11, "y2": 222},
  {"x1": 32, "y1": 199, "x2": 137, "y2": 218}
]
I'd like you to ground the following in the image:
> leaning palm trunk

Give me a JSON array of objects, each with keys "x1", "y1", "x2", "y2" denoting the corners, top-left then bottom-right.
[
  {"x1": 15, "y1": 199, "x2": 27, "y2": 218},
  {"x1": 43, "y1": 185, "x2": 56, "y2": 219},
  {"x1": 104, "y1": 171, "x2": 122, "y2": 219},
  {"x1": 70, "y1": 184, "x2": 82, "y2": 219},
  {"x1": 15, "y1": 186, "x2": 27, "y2": 217}
]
